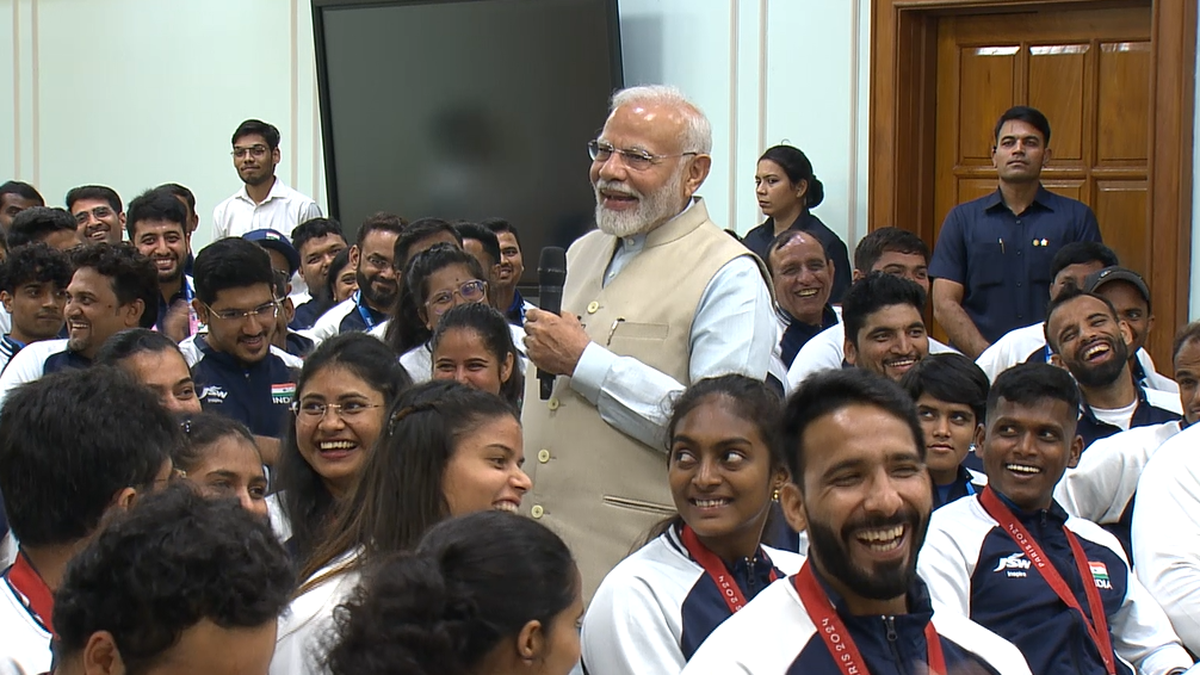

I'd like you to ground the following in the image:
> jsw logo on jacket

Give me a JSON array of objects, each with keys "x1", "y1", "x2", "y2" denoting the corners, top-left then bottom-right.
[{"x1": 918, "y1": 493, "x2": 1192, "y2": 675}]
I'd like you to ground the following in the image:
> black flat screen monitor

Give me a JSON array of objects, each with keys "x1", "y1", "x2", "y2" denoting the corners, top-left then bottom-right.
[{"x1": 313, "y1": 0, "x2": 623, "y2": 284}]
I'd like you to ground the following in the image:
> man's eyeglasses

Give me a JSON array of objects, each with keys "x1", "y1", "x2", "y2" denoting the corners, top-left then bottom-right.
[
  {"x1": 425, "y1": 280, "x2": 487, "y2": 316},
  {"x1": 290, "y1": 400, "x2": 383, "y2": 421},
  {"x1": 587, "y1": 140, "x2": 698, "y2": 171},
  {"x1": 202, "y1": 300, "x2": 279, "y2": 322},
  {"x1": 232, "y1": 145, "x2": 270, "y2": 159}
]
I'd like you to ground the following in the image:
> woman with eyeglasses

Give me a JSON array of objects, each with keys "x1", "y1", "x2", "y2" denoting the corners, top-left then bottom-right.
[
  {"x1": 270, "y1": 380, "x2": 531, "y2": 675},
  {"x1": 173, "y1": 411, "x2": 269, "y2": 518},
  {"x1": 396, "y1": 244, "x2": 492, "y2": 383},
  {"x1": 272, "y1": 333, "x2": 412, "y2": 560},
  {"x1": 742, "y1": 145, "x2": 851, "y2": 302}
]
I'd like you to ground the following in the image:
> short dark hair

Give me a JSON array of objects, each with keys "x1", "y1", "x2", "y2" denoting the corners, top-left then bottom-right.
[
  {"x1": 126, "y1": 188, "x2": 189, "y2": 240},
  {"x1": 71, "y1": 243, "x2": 159, "y2": 329},
  {"x1": 278, "y1": 333, "x2": 413, "y2": 563},
  {"x1": 298, "y1": 381, "x2": 518, "y2": 585},
  {"x1": 994, "y1": 105, "x2": 1052, "y2": 146},
  {"x1": 232, "y1": 119, "x2": 281, "y2": 149},
  {"x1": 481, "y1": 217, "x2": 521, "y2": 248},
  {"x1": 394, "y1": 217, "x2": 463, "y2": 268},
  {"x1": 53, "y1": 484, "x2": 294, "y2": 671},
  {"x1": 155, "y1": 183, "x2": 197, "y2": 219},
  {"x1": 0, "y1": 367, "x2": 177, "y2": 547},
  {"x1": 95, "y1": 328, "x2": 184, "y2": 367},
  {"x1": 841, "y1": 272, "x2": 927, "y2": 348},
  {"x1": 9, "y1": 206, "x2": 77, "y2": 248},
  {"x1": 357, "y1": 212, "x2": 407, "y2": 247},
  {"x1": 0, "y1": 241, "x2": 72, "y2": 294},
  {"x1": 766, "y1": 229, "x2": 830, "y2": 276},
  {"x1": 1043, "y1": 285, "x2": 1119, "y2": 354},
  {"x1": 454, "y1": 221, "x2": 501, "y2": 268},
  {"x1": 65, "y1": 185, "x2": 122, "y2": 214},
  {"x1": 758, "y1": 145, "x2": 826, "y2": 209},
  {"x1": 327, "y1": 512, "x2": 576, "y2": 675},
  {"x1": 987, "y1": 362, "x2": 1080, "y2": 429},
  {"x1": 174, "y1": 411, "x2": 258, "y2": 475},
  {"x1": 291, "y1": 217, "x2": 346, "y2": 254},
  {"x1": 782, "y1": 368, "x2": 924, "y2": 486},
  {"x1": 431, "y1": 303, "x2": 523, "y2": 407},
  {"x1": 853, "y1": 227, "x2": 929, "y2": 273},
  {"x1": 193, "y1": 237, "x2": 275, "y2": 305},
  {"x1": 1049, "y1": 241, "x2": 1119, "y2": 282},
  {"x1": 0, "y1": 180, "x2": 44, "y2": 205},
  {"x1": 1174, "y1": 321, "x2": 1200, "y2": 362},
  {"x1": 900, "y1": 353, "x2": 990, "y2": 424}
]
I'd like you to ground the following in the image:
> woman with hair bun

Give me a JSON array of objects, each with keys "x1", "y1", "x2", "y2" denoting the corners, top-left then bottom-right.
[
  {"x1": 743, "y1": 145, "x2": 852, "y2": 302},
  {"x1": 327, "y1": 511, "x2": 583, "y2": 675}
]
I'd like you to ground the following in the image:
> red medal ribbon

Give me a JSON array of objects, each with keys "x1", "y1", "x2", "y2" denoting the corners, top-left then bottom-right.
[
  {"x1": 6, "y1": 553, "x2": 54, "y2": 635},
  {"x1": 679, "y1": 524, "x2": 778, "y2": 614},
  {"x1": 794, "y1": 562, "x2": 946, "y2": 675},
  {"x1": 979, "y1": 487, "x2": 1115, "y2": 675}
]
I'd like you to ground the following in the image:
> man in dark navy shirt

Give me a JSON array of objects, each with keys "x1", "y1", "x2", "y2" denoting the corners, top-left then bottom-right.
[
  {"x1": 289, "y1": 217, "x2": 347, "y2": 330},
  {"x1": 191, "y1": 238, "x2": 297, "y2": 465},
  {"x1": 931, "y1": 106, "x2": 1102, "y2": 357},
  {"x1": 1044, "y1": 287, "x2": 1179, "y2": 448}
]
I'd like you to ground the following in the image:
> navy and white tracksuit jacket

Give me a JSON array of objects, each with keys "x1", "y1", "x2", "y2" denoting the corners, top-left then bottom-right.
[
  {"x1": 681, "y1": 569, "x2": 1031, "y2": 674},
  {"x1": 188, "y1": 335, "x2": 301, "y2": 438},
  {"x1": 919, "y1": 494, "x2": 1192, "y2": 675},
  {"x1": 582, "y1": 525, "x2": 804, "y2": 674}
]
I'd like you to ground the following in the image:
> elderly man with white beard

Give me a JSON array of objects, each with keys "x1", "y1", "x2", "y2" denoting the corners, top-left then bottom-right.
[{"x1": 522, "y1": 85, "x2": 776, "y2": 599}]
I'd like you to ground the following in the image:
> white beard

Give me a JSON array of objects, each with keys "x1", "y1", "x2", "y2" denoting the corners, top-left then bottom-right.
[{"x1": 594, "y1": 167, "x2": 686, "y2": 238}]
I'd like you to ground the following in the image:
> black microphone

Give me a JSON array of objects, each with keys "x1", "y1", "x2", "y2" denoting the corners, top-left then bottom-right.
[{"x1": 537, "y1": 246, "x2": 567, "y2": 400}]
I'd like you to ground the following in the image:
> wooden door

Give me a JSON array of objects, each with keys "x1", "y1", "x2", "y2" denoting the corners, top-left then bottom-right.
[{"x1": 933, "y1": 6, "x2": 1154, "y2": 320}]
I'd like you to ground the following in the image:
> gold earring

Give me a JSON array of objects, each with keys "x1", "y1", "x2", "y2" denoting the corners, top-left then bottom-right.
[{"x1": 772, "y1": 487, "x2": 780, "y2": 501}]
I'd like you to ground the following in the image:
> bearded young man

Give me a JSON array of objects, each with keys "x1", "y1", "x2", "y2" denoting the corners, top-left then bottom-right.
[
  {"x1": 521, "y1": 85, "x2": 776, "y2": 599},
  {"x1": 683, "y1": 369, "x2": 1031, "y2": 674}
]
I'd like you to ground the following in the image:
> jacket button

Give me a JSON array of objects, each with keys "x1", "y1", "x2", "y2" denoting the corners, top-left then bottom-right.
[
  {"x1": 537, "y1": 449, "x2": 551, "y2": 463},
  {"x1": 587, "y1": 301, "x2": 600, "y2": 314},
  {"x1": 531, "y1": 505, "x2": 544, "y2": 518},
  {"x1": 548, "y1": 398, "x2": 560, "y2": 411}
]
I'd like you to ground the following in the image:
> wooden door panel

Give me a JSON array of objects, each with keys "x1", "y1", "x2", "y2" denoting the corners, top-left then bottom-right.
[
  {"x1": 1029, "y1": 45, "x2": 1088, "y2": 162},
  {"x1": 1097, "y1": 41, "x2": 1151, "y2": 163},
  {"x1": 959, "y1": 47, "x2": 1020, "y2": 160},
  {"x1": 1042, "y1": 180, "x2": 1086, "y2": 203},
  {"x1": 1094, "y1": 179, "x2": 1150, "y2": 274}
]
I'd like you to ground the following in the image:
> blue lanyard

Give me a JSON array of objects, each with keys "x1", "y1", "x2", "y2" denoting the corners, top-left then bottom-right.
[
  {"x1": 965, "y1": 481, "x2": 977, "y2": 496},
  {"x1": 353, "y1": 291, "x2": 379, "y2": 330}
]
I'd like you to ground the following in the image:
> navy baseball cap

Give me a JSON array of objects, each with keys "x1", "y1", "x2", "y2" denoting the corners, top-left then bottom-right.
[
  {"x1": 243, "y1": 229, "x2": 300, "y2": 276},
  {"x1": 1085, "y1": 266, "x2": 1151, "y2": 310}
]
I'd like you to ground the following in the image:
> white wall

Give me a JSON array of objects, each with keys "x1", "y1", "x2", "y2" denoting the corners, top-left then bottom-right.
[
  {"x1": 618, "y1": 0, "x2": 871, "y2": 246},
  {"x1": 1, "y1": 0, "x2": 326, "y2": 250}
]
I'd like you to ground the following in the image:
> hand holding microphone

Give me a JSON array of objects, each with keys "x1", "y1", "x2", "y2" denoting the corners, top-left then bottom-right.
[{"x1": 523, "y1": 246, "x2": 591, "y2": 400}]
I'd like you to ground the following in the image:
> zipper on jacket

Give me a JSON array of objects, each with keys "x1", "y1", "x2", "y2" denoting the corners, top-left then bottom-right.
[
  {"x1": 883, "y1": 616, "x2": 904, "y2": 665},
  {"x1": 744, "y1": 556, "x2": 757, "y2": 595}
]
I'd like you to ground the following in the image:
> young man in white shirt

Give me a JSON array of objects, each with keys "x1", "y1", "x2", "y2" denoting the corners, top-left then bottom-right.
[
  {"x1": 212, "y1": 119, "x2": 322, "y2": 239},
  {"x1": 0, "y1": 367, "x2": 175, "y2": 675},
  {"x1": 1056, "y1": 321, "x2": 1200, "y2": 558},
  {"x1": 1043, "y1": 287, "x2": 1179, "y2": 447}
]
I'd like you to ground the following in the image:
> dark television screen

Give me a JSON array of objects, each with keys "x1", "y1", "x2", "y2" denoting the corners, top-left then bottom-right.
[{"x1": 313, "y1": 0, "x2": 623, "y2": 284}]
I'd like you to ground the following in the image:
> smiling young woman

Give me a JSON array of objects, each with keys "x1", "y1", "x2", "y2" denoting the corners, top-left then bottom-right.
[
  {"x1": 271, "y1": 380, "x2": 532, "y2": 675},
  {"x1": 581, "y1": 375, "x2": 804, "y2": 674}
]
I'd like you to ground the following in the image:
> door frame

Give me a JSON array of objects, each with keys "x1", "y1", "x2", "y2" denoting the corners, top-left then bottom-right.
[{"x1": 870, "y1": 0, "x2": 1196, "y2": 366}]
